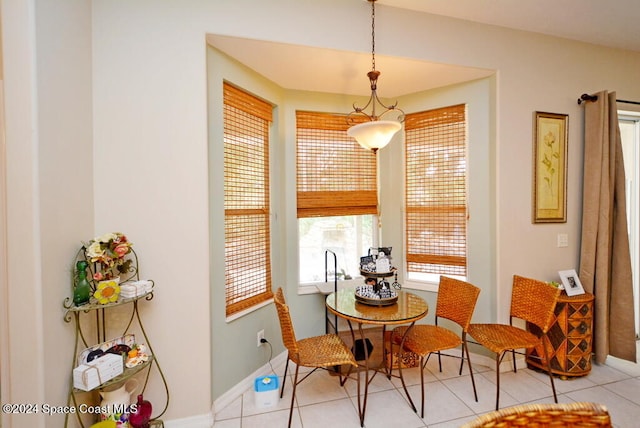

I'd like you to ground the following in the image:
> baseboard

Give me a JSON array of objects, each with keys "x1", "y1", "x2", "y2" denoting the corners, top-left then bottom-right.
[
  {"x1": 161, "y1": 351, "x2": 287, "y2": 428},
  {"x1": 211, "y1": 351, "x2": 288, "y2": 421}
]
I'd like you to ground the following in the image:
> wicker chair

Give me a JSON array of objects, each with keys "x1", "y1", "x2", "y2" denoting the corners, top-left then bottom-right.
[
  {"x1": 273, "y1": 287, "x2": 359, "y2": 428},
  {"x1": 391, "y1": 276, "x2": 480, "y2": 418},
  {"x1": 461, "y1": 402, "x2": 612, "y2": 427},
  {"x1": 468, "y1": 275, "x2": 561, "y2": 410}
]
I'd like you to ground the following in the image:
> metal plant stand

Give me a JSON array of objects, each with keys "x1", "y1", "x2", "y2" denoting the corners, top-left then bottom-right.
[{"x1": 63, "y1": 247, "x2": 169, "y2": 428}]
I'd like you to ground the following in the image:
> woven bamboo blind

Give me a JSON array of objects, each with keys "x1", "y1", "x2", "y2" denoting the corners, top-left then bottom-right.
[
  {"x1": 223, "y1": 82, "x2": 273, "y2": 315},
  {"x1": 405, "y1": 104, "x2": 467, "y2": 276},
  {"x1": 296, "y1": 111, "x2": 377, "y2": 218}
]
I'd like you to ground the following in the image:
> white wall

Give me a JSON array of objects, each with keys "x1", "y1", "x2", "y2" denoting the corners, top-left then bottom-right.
[
  {"x1": 2, "y1": 0, "x2": 640, "y2": 425},
  {"x1": 2, "y1": 0, "x2": 94, "y2": 426},
  {"x1": 91, "y1": 0, "x2": 640, "y2": 417}
]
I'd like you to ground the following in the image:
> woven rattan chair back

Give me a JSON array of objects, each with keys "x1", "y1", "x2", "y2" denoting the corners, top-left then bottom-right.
[
  {"x1": 461, "y1": 402, "x2": 612, "y2": 427},
  {"x1": 274, "y1": 288, "x2": 299, "y2": 355},
  {"x1": 436, "y1": 276, "x2": 480, "y2": 330},
  {"x1": 510, "y1": 275, "x2": 561, "y2": 332}
]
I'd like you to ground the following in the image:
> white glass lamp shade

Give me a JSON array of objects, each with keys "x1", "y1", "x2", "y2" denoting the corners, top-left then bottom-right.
[{"x1": 347, "y1": 120, "x2": 401, "y2": 151}]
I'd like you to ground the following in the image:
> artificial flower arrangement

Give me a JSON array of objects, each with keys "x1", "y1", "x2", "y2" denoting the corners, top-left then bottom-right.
[
  {"x1": 84, "y1": 232, "x2": 133, "y2": 304},
  {"x1": 86, "y1": 232, "x2": 133, "y2": 281}
]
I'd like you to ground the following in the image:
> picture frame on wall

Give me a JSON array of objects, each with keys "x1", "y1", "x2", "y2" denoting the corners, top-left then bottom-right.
[
  {"x1": 559, "y1": 269, "x2": 585, "y2": 296},
  {"x1": 532, "y1": 111, "x2": 569, "y2": 223}
]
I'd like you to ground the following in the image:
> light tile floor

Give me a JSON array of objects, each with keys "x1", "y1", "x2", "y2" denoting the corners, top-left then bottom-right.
[{"x1": 214, "y1": 343, "x2": 640, "y2": 427}]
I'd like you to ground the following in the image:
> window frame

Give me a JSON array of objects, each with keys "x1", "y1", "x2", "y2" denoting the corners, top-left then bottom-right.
[{"x1": 619, "y1": 109, "x2": 640, "y2": 336}]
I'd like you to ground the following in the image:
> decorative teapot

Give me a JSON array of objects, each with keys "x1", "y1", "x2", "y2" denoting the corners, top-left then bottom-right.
[{"x1": 99, "y1": 378, "x2": 139, "y2": 424}]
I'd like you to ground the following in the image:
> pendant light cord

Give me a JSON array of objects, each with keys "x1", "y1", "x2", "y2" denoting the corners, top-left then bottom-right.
[{"x1": 370, "y1": 0, "x2": 376, "y2": 72}]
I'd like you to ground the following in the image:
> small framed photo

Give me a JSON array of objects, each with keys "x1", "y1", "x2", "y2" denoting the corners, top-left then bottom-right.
[{"x1": 558, "y1": 269, "x2": 585, "y2": 296}]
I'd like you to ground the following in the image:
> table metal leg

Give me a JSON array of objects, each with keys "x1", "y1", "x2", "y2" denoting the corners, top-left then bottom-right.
[
  {"x1": 346, "y1": 320, "x2": 367, "y2": 427},
  {"x1": 396, "y1": 321, "x2": 418, "y2": 414}
]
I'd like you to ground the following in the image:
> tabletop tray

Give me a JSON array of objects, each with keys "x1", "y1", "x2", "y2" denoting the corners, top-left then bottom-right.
[
  {"x1": 354, "y1": 292, "x2": 398, "y2": 306},
  {"x1": 360, "y1": 269, "x2": 396, "y2": 278}
]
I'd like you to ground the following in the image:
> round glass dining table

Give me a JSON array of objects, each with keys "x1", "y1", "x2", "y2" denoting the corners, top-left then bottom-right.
[
  {"x1": 325, "y1": 288, "x2": 428, "y2": 426},
  {"x1": 325, "y1": 288, "x2": 429, "y2": 326}
]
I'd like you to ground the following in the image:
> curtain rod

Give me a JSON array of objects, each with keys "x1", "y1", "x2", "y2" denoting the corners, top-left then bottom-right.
[{"x1": 577, "y1": 93, "x2": 640, "y2": 106}]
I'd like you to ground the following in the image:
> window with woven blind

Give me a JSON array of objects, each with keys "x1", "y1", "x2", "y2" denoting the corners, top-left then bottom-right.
[
  {"x1": 224, "y1": 82, "x2": 273, "y2": 316},
  {"x1": 296, "y1": 111, "x2": 377, "y2": 218},
  {"x1": 296, "y1": 111, "x2": 378, "y2": 283},
  {"x1": 405, "y1": 104, "x2": 468, "y2": 279}
]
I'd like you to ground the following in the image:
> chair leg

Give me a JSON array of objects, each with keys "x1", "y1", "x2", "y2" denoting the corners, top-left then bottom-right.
[
  {"x1": 541, "y1": 335, "x2": 558, "y2": 403},
  {"x1": 280, "y1": 357, "x2": 290, "y2": 398},
  {"x1": 354, "y1": 362, "x2": 363, "y2": 427},
  {"x1": 339, "y1": 364, "x2": 353, "y2": 386},
  {"x1": 494, "y1": 353, "x2": 502, "y2": 410},
  {"x1": 420, "y1": 355, "x2": 426, "y2": 418},
  {"x1": 287, "y1": 363, "x2": 300, "y2": 428},
  {"x1": 462, "y1": 338, "x2": 478, "y2": 402}
]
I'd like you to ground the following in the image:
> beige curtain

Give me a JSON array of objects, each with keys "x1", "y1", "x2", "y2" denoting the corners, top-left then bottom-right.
[{"x1": 579, "y1": 90, "x2": 636, "y2": 364}]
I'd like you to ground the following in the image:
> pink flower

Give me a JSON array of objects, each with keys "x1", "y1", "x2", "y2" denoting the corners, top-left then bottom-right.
[
  {"x1": 93, "y1": 272, "x2": 104, "y2": 281},
  {"x1": 114, "y1": 243, "x2": 130, "y2": 258}
]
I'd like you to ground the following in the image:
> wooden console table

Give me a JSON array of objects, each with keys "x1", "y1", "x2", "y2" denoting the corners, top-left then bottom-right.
[{"x1": 526, "y1": 291, "x2": 594, "y2": 377}]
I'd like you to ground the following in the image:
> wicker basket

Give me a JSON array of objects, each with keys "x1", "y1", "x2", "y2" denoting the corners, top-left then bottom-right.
[{"x1": 461, "y1": 402, "x2": 611, "y2": 427}]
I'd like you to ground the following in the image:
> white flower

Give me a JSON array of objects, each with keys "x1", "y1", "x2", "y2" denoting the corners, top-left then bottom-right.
[
  {"x1": 95, "y1": 232, "x2": 117, "y2": 243},
  {"x1": 86, "y1": 241, "x2": 105, "y2": 259}
]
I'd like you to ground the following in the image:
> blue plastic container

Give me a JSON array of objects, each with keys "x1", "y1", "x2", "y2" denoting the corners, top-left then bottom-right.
[{"x1": 254, "y1": 375, "x2": 279, "y2": 408}]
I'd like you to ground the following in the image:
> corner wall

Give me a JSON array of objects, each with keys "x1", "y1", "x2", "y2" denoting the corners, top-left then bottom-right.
[{"x1": 1, "y1": 0, "x2": 94, "y2": 426}]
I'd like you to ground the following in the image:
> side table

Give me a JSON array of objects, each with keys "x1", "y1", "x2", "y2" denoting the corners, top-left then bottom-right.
[{"x1": 526, "y1": 291, "x2": 594, "y2": 377}]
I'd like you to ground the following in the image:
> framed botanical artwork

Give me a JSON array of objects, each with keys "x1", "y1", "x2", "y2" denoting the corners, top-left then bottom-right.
[
  {"x1": 558, "y1": 269, "x2": 585, "y2": 296},
  {"x1": 532, "y1": 111, "x2": 568, "y2": 223}
]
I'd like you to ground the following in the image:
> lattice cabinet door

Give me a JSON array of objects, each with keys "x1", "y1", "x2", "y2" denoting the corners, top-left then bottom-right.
[{"x1": 526, "y1": 292, "x2": 594, "y2": 378}]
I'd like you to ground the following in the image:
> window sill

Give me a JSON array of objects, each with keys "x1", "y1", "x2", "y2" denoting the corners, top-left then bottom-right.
[
  {"x1": 298, "y1": 278, "x2": 365, "y2": 295},
  {"x1": 225, "y1": 297, "x2": 273, "y2": 323},
  {"x1": 402, "y1": 279, "x2": 439, "y2": 293}
]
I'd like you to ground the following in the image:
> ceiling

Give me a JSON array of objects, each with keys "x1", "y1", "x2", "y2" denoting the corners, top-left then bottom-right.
[
  {"x1": 207, "y1": 34, "x2": 494, "y2": 98},
  {"x1": 208, "y1": 1, "x2": 639, "y2": 98},
  {"x1": 381, "y1": 0, "x2": 640, "y2": 53}
]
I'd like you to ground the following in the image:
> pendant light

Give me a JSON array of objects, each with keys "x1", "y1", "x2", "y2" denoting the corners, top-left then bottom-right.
[{"x1": 347, "y1": 0, "x2": 404, "y2": 153}]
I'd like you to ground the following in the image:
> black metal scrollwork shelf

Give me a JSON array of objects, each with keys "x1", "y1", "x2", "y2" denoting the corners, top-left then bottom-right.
[{"x1": 63, "y1": 247, "x2": 169, "y2": 428}]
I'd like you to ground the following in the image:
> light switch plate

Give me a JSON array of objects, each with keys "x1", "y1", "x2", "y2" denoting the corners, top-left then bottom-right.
[{"x1": 557, "y1": 233, "x2": 568, "y2": 247}]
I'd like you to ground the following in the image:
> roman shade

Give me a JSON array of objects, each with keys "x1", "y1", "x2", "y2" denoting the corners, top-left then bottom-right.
[
  {"x1": 224, "y1": 82, "x2": 273, "y2": 315},
  {"x1": 405, "y1": 104, "x2": 467, "y2": 276},
  {"x1": 296, "y1": 111, "x2": 377, "y2": 218}
]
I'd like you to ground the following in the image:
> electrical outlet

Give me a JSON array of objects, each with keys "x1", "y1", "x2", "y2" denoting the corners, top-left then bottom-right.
[{"x1": 257, "y1": 329, "x2": 265, "y2": 347}]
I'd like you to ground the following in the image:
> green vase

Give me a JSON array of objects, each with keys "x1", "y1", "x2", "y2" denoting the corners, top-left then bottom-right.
[{"x1": 73, "y1": 260, "x2": 91, "y2": 306}]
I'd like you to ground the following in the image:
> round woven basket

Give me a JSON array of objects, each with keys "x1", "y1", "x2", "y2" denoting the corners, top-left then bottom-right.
[{"x1": 461, "y1": 402, "x2": 611, "y2": 427}]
